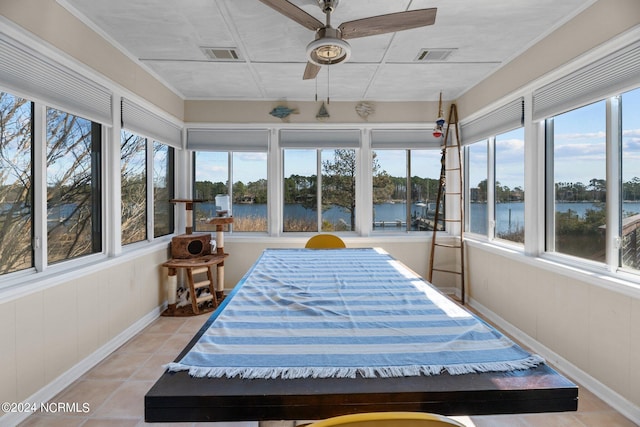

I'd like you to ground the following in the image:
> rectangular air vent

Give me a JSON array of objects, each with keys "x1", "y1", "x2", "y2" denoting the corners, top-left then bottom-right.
[
  {"x1": 200, "y1": 47, "x2": 242, "y2": 61},
  {"x1": 415, "y1": 48, "x2": 456, "y2": 62}
]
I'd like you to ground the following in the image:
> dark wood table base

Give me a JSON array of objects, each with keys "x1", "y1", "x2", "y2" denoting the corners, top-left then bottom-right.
[{"x1": 145, "y1": 364, "x2": 577, "y2": 422}]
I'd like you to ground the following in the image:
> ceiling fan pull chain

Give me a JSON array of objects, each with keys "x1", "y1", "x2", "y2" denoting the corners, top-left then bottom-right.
[{"x1": 327, "y1": 66, "x2": 330, "y2": 104}]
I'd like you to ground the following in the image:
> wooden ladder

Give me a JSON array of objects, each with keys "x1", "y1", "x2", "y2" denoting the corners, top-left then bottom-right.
[
  {"x1": 186, "y1": 265, "x2": 218, "y2": 314},
  {"x1": 428, "y1": 103, "x2": 466, "y2": 304}
]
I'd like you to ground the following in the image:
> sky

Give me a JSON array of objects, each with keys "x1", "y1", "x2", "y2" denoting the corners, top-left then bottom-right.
[{"x1": 467, "y1": 87, "x2": 640, "y2": 189}]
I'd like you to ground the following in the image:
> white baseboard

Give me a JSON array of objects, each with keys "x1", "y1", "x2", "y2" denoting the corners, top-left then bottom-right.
[
  {"x1": 0, "y1": 304, "x2": 164, "y2": 427},
  {"x1": 468, "y1": 297, "x2": 640, "y2": 425}
]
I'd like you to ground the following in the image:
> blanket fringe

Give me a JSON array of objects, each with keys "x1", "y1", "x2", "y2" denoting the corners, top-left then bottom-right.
[{"x1": 164, "y1": 355, "x2": 545, "y2": 380}]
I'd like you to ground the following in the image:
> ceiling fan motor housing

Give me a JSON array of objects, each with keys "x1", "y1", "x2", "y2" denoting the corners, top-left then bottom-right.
[{"x1": 318, "y1": 0, "x2": 339, "y2": 13}]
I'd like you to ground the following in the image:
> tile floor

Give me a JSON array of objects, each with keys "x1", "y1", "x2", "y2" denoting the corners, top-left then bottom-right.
[{"x1": 17, "y1": 314, "x2": 638, "y2": 427}]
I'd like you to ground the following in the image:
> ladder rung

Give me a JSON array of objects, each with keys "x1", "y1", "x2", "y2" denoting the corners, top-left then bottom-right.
[
  {"x1": 196, "y1": 294, "x2": 214, "y2": 304},
  {"x1": 445, "y1": 192, "x2": 462, "y2": 195},
  {"x1": 443, "y1": 218, "x2": 461, "y2": 222},
  {"x1": 445, "y1": 167, "x2": 461, "y2": 171},
  {"x1": 193, "y1": 280, "x2": 212, "y2": 289},
  {"x1": 432, "y1": 268, "x2": 462, "y2": 275},
  {"x1": 434, "y1": 243, "x2": 461, "y2": 248},
  {"x1": 191, "y1": 266, "x2": 208, "y2": 275}
]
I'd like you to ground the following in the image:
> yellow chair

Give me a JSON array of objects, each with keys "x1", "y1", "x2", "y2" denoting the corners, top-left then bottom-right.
[
  {"x1": 305, "y1": 234, "x2": 346, "y2": 249},
  {"x1": 305, "y1": 412, "x2": 466, "y2": 427}
]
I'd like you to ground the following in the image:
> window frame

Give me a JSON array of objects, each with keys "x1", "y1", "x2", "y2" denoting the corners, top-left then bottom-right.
[
  {"x1": 187, "y1": 126, "x2": 447, "y2": 238},
  {"x1": 0, "y1": 95, "x2": 109, "y2": 286},
  {"x1": 192, "y1": 150, "x2": 269, "y2": 235},
  {"x1": 464, "y1": 138, "x2": 492, "y2": 239},
  {"x1": 493, "y1": 127, "x2": 526, "y2": 245},
  {"x1": 120, "y1": 130, "x2": 177, "y2": 246},
  {"x1": 281, "y1": 147, "x2": 359, "y2": 234},
  {"x1": 153, "y1": 141, "x2": 175, "y2": 238},
  {"x1": 120, "y1": 129, "x2": 148, "y2": 246},
  {"x1": 370, "y1": 148, "x2": 443, "y2": 234},
  {"x1": 542, "y1": 98, "x2": 619, "y2": 271}
]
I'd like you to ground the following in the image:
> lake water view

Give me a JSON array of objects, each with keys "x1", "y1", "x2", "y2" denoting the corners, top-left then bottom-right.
[{"x1": 198, "y1": 201, "x2": 640, "y2": 233}]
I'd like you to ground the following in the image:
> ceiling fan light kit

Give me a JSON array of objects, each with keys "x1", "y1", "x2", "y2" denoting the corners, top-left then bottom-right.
[{"x1": 307, "y1": 27, "x2": 351, "y2": 66}]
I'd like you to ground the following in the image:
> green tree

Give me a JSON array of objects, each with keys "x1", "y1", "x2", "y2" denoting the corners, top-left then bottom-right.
[
  {"x1": 623, "y1": 177, "x2": 640, "y2": 201},
  {"x1": 283, "y1": 173, "x2": 316, "y2": 207},
  {"x1": 247, "y1": 178, "x2": 268, "y2": 204},
  {"x1": 322, "y1": 149, "x2": 356, "y2": 231},
  {"x1": 476, "y1": 179, "x2": 488, "y2": 202},
  {"x1": 194, "y1": 180, "x2": 227, "y2": 201},
  {"x1": 372, "y1": 151, "x2": 394, "y2": 204}
]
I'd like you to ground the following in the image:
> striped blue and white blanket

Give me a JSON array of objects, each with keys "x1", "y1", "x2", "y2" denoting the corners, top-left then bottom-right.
[{"x1": 166, "y1": 248, "x2": 544, "y2": 379}]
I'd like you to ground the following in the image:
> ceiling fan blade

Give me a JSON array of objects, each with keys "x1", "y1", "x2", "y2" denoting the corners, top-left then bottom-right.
[
  {"x1": 303, "y1": 62, "x2": 321, "y2": 80},
  {"x1": 339, "y1": 8, "x2": 437, "y2": 39},
  {"x1": 258, "y1": 0, "x2": 324, "y2": 31}
]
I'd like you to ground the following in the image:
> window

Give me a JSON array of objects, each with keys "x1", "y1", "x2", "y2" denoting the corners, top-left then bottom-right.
[
  {"x1": 0, "y1": 92, "x2": 33, "y2": 274},
  {"x1": 467, "y1": 140, "x2": 488, "y2": 236},
  {"x1": 282, "y1": 149, "x2": 319, "y2": 232},
  {"x1": 495, "y1": 128, "x2": 525, "y2": 243},
  {"x1": 372, "y1": 149, "x2": 441, "y2": 232},
  {"x1": 282, "y1": 148, "x2": 356, "y2": 232},
  {"x1": 193, "y1": 151, "x2": 268, "y2": 233},
  {"x1": 153, "y1": 142, "x2": 174, "y2": 238},
  {"x1": 121, "y1": 130, "x2": 147, "y2": 245},
  {"x1": 232, "y1": 152, "x2": 268, "y2": 232},
  {"x1": 47, "y1": 107, "x2": 102, "y2": 263},
  {"x1": 621, "y1": 87, "x2": 640, "y2": 272},
  {"x1": 548, "y1": 101, "x2": 606, "y2": 262}
]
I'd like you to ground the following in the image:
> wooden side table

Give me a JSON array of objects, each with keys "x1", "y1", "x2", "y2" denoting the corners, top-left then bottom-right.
[
  {"x1": 162, "y1": 253, "x2": 228, "y2": 316},
  {"x1": 207, "y1": 216, "x2": 233, "y2": 299}
]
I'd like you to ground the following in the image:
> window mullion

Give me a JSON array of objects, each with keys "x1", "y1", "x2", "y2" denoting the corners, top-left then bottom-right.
[
  {"x1": 487, "y1": 137, "x2": 496, "y2": 239},
  {"x1": 463, "y1": 146, "x2": 470, "y2": 233},
  {"x1": 317, "y1": 150, "x2": 322, "y2": 231},
  {"x1": 524, "y1": 92, "x2": 544, "y2": 256},
  {"x1": 357, "y1": 130, "x2": 371, "y2": 236},
  {"x1": 606, "y1": 96, "x2": 622, "y2": 271},
  {"x1": 268, "y1": 129, "x2": 280, "y2": 236},
  {"x1": 146, "y1": 139, "x2": 154, "y2": 241},
  {"x1": 406, "y1": 150, "x2": 412, "y2": 233},
  {"x1": 544, "y1": 119, "x2": 555, "y2": 253},
  {"x1": 228, "y1": 152, "x2": 233, "y2": 233},
  {"x1": 32, "y1": 103, "x2": 47, "y2": 272}
]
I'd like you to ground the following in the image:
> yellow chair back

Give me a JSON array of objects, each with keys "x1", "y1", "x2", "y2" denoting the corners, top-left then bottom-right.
[
  {"x1": 306, "y1": 412, "x2": 465, "y2": 427},
  {"x1": 304, "y1": 234, "x2": 346, "y2": 249}
]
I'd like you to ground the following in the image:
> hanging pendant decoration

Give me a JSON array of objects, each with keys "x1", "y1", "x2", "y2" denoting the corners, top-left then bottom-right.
[
  {"x1": 269, "y1": 106, "x2": 298, "y2": 122},
  {"x1": 355, "y1": 102, "x2": 375, "y2": 121},
  {"x1": 316, "y1": 102, "x2": 330, "y2": 121},
  {"x1": 433, "y1": 92, "x2": 445, "y2": 138}
]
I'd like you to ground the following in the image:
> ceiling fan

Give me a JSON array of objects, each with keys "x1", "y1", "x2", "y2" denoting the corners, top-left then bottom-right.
[{"x1": 258, "y1": 0, "x2": 437, "y2": 80}]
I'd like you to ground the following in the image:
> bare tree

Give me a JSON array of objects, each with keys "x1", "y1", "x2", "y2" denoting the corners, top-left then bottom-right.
[
  {"x1": 121, "y1": 131, "x2": 147, "y2": 244},
  {"x1": 46, "y1": 107, "x2": 96, "y2": 263},
  {"x1": 0, "y1": 93, "x2": 32, "y2": 273}
]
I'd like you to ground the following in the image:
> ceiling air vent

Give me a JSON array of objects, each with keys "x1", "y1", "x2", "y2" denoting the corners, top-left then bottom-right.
[
  {"x1": 200, "y1": 47, "x2": 242, "y2": 61},
  {"x1": 415, "y1": 48, "x2": 456, "y2": 62}
]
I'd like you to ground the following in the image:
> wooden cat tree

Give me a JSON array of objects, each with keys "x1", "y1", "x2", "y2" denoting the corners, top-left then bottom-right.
[{"x1": 162, "y1": 199, "x2": 232, "y2": 316}]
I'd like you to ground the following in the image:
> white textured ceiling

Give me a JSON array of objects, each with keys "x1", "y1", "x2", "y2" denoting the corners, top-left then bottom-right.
[{"x1": 60, "y1": 0, "x2": 595, "y2": 102}]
